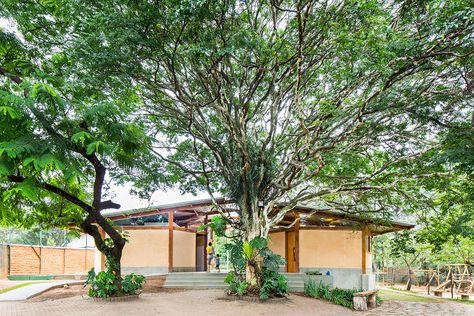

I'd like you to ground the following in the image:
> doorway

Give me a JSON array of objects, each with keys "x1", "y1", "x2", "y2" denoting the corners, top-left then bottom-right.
[
  {"x1": 196, "y1": 234, "x2": 206, "y2": 272},
  {"x1": 286, "y1": 230, "x2": 299, "y2": 272}
]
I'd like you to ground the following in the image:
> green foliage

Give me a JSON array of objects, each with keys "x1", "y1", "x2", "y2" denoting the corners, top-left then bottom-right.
[
  {"x1": 224, "y1": 271, "x2": 246, "y2": 296},
  {"x1": 304, "y1": 280, "x2": 380, "y2": 309},
  {"x1": 224, "y1": 237, "x2": 288, "y2": 300},
  {"x1": 121, "y1": 273, "x2": 146, "y2": 295},
  {"x1": 3, "y1": 0, "x2": 469, "y2": 249},
  {"x1": 259, "y1": 269, "x2": 289, "y2": 300},
  {"x1": 87, "y1": 269, "x2": 119, "y2": 298},
  {"x1": 305, "y1": 270, "x2": 322, "y2": 275},
  {"x1": 198, "y1": 216, "x2": 227, "y2": 237},
  {"x1": 0, "y1": 227, "x2": 75, "y2": 246},
  {"x1": 84, "y1": 267, "x2": 145, "y2": 298}
]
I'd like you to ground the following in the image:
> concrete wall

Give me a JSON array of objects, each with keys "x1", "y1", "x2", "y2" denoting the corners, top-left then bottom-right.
[
  {"x1": 300, "y1": 230, "x2": 362, "y2": 269},
  {"x1": 268, "y1": 232, "x2": 286, "y2": 272},
  {"x1": 268, "y1": 232, "x2": 285, "y2": 258},
  {"x1": 4, "y1": 245, "x2": 93, "y2": 275},
  {"x1": 173, "y1": 230, "x2": 196, "y2": 272},
  {"x1": 299, "y1": 229, "x2": 372, "y2": 289},
  {"x1": 121, "y1": 229, "x2": 169, "y2": 274}
]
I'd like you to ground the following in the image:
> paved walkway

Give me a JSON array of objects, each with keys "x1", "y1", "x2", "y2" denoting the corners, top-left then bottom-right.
[
  {"x1": 0, "y1": 281, "x2": 83, "y2": 301},
  {"x1": 0, "y1": 289, "x2": 473, "y2": 315},
  {"x1": 0, "y1": 290, "x2": 352, "y2": 316},
  {"x1": 363, "y1": 299, "x2": 474, "y2": 316}
]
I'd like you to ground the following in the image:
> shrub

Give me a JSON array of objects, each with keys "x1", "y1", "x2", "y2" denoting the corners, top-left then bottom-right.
[
  {"x1": 122, "y1": 273, "x2": 146, "y2": 295},
  {"x1": 87, "y1": 270, "x2": 118, "y2": 298},
  {"x1": 304, "y1": 280, "x2": 381, "y2": 309},
  {"x1": 224, "y1": 271, "x2": 249, "y2": 296},
  {"x1": 84, "y1": 267, "x2": 146, "y2": 298},
  {"x1": 305, "y1": 270, "x2": 322, "y2": 275},
  {"x1": 224, "y1": 237, "x2": 289, "y2": 300},
  {"x1": 260, "y1": 268, "x2": 289, "y2": 300}
]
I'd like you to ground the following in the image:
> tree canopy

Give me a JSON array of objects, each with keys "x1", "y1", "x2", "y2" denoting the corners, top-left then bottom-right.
[
  {"x1": 22, "y1": 0, "x2": 471, "y2": 238},
  {"x1": 0, "y1": 13, "x2": 152, "y2": 284},
  {"x1": 1, "y1": 0, "x2": 473, "y2": 292}
]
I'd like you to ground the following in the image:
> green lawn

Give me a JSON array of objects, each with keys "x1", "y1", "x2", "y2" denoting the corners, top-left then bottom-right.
[
  {"x1": 0, "y1": 282, "x2": 44, "y2": 294},
  {"x1": 378, "y1": 289, "x2": 439, "y2": 303},
  {"x1": 447, "y1": 298, "x2": 474, "y2": 306}
]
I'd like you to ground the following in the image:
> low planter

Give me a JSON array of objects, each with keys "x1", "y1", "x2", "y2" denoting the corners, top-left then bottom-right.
[
  {"x1": 221, "y1": 293, "x2": 288, "y2": 303},
  {"x1": 303, "y1": 274, "x2": 334, "y2": 288},
  {"x1": 90, "y1": 293, "x2": 141, "y2": 302}
]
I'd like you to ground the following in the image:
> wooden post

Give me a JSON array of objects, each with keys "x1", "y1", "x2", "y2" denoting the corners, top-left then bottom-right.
[
  {"x1": 295, "y1": 218, "x2": 300, "y2": 273},
  {"x1": 99, "y1": 227, "x2": 105, "y2": 271},
  {"x1": 168, "y1": 210, "x2": 174, "y2": 273},
  {"x1": 285, "y1": 231, "x2": 288, "y2": 272},
  {"x1": 353, "y1": 296, "x2": 368, "y2": 311},
  {"x1": 204, "y1": 215, "x2": 208, "y2": 271},
  {"x1": 450, "y1": 271, "x2": 454, "y2": 299},
  {"x1": 362, "y1": 226, "x2": 368, "y2": 273}
]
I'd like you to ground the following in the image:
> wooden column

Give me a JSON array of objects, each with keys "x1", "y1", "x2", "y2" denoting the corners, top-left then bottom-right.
[
  {"x1": 284, "y1": 232, "x2": 288, "y2": 272},
  {"x1": 168, "y1": 210, "x2": 174, "y2": 272},
  {"x1": 204, "y1": 215, "x2": 208, "y2": 263},
  {"x1": 295, "y1": 218, "x2": 300, "y2": 273},
  {"x1": 361, "y1": 226, "x2": 369, "y2": 273},
  {"x1": 99, "y1": 227, "x2": 106, "y2": 271}
]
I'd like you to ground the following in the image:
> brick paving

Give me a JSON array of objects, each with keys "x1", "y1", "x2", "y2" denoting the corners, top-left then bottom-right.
[
  {"x1": 0, "y1": 290, "x2": 353, "y2": 316},
  {"x1": 0, "y1": 289, "x2": 473, "y2": 316},
  {"x1": 362, "y1": 300, "x2": 474, "y2": 316}
]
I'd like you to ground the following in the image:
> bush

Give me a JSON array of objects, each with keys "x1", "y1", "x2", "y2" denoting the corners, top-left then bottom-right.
[
  {"x1": 84, "y1": 268, "x2": 146, "y2": 298},
  {"x1": 305, "y1": 270, "x2": 322, "y2": 275},
  {"x1": 224, "y1": 237, "x2": 289, "y2": 300},
  {"x1": 87, "y1": 270, "x2": 118, "y2": 298},
  {"x1": 304, "y1": 279, "x2": 381, "y2": 309},
  {"x1": 260, "y1": 268, "x2": 289, "y2": 300},
  {"x1": 122, "y1": 273, "x2": 146, "y2": 295}
]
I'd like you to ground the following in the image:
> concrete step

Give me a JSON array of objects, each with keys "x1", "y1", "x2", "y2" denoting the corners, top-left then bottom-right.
[
  {"x1": 165, "y1": 276, "x2": 223, "y2": 278},
  {"x1": 167, "y1": 272, "x2": 227, "y2": 276},
  {"x1": 163, "y1": 272, "x2": 306, "y2": 292},
  {"x1": 165, "y1": 284, "x2": 228, "y2": 289}
]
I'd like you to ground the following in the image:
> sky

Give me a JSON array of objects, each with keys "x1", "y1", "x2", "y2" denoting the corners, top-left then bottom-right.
[{"x1": 111, "y1": 183, "x2": 209, "y2": 211}]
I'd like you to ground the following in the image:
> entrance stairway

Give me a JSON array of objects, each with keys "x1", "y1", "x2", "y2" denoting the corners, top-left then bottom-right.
[{"x1": 163, "y1": 272, "x2": 305, "y2": 292}]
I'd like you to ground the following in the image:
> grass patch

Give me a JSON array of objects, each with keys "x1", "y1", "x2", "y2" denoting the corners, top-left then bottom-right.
[
  {"x1": 0, "y1": 282, "x2": 44, "y2": 294},
  {"x1": 304, "y1": 279, "x2": 381, "y2": 309},
  {"x1": 446, "y1": 298, "x2": 474, "y2": 305},
  {"x1": 378, "y1": 289, "x2": 438, "y2": 303}
]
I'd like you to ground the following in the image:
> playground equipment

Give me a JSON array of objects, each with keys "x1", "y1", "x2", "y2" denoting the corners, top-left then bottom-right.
[
  {"x1": 433, "y1": 264, "x2": 474, "y2": 296},
  {"x1": 413, "y1": 269, "x2": 439, "y2": 294}
]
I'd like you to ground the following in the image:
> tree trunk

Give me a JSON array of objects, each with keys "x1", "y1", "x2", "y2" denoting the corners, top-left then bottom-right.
[
  {"x1": 406, "y1": 267, "x2": 413, "y2": 291},
  {"x1": 82, "y1": 215, "x2": 126, "y2": 291},
  {"x1": 242, "y1": 215, "x2": 268, "y2": 290},
  {"x1": 105, "y1": 243, "x2": 125, "y2": 290}
]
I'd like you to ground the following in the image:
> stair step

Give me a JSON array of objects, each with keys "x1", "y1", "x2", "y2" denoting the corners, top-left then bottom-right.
[
  {"x1": 165, "y1": 285, "x2": 227, "y2": 289},
  {"x1": 163, "y1": 272, "x2": 306, "y2": 293}
]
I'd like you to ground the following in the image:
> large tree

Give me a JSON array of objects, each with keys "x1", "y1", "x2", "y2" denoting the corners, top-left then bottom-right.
[
  {"x1": 0, "y1": 25, "x2": 151, "y2": 287},
  {"x1": 2, "y1": 0, "x2": 473, "y2": 284}
]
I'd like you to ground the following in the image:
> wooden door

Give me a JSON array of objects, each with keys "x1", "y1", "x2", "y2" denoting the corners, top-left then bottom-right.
[
  {"x1": 286, "y1": 231, "x2": 297, "y2": 272},
  {"x1": 196, "y1": 234, "x2": 206, "y2": 272}
]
